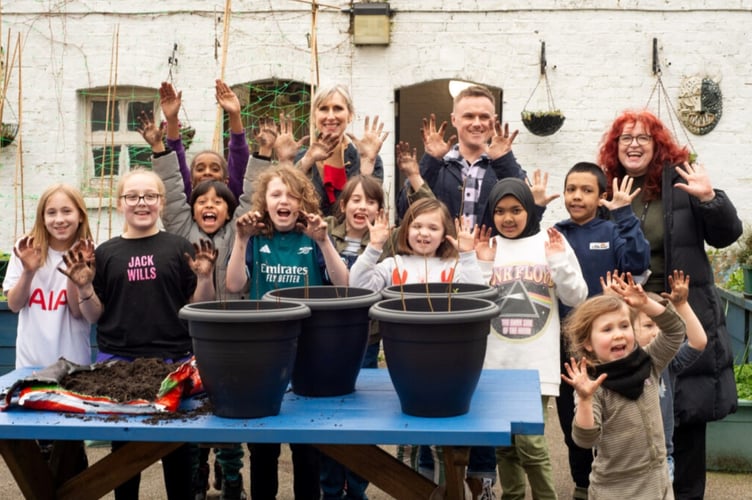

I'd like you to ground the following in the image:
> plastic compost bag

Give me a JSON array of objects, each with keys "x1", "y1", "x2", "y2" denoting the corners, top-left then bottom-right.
[{"x1": 0, "y1": 357, "x2": 203, "y2": 414}]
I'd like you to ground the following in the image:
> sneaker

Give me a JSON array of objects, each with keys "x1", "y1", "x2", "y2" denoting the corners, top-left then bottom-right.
[
  {"x1": 213, "y1": 458, "x2": 223, "y2": 491},
  {"x1": 221, "y1": 475, "x2": 247, "y2": 500},
  {"x1": 478, "y1": 477, "x2": 496, "y2": 500}
]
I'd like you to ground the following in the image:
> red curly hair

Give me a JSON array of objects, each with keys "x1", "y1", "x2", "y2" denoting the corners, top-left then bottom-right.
[{"x1": 597, "y1": 110, "x2": 689, "y2": 202}]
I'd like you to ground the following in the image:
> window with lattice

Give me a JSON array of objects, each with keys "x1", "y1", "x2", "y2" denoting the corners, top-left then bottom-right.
[{"x1": 81, "y1": 86, "x2": 157, "y2": 193}]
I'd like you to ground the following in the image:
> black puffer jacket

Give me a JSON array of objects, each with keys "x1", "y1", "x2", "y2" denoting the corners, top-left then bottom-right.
[{"x1": 660, "y1": 164, "x2": 743, "y2": 425}]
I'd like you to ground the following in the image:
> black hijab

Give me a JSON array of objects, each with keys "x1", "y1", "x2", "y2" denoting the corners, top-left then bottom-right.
[{"x1": 482, "y1": 178, "x2": 540, "y2": 239}]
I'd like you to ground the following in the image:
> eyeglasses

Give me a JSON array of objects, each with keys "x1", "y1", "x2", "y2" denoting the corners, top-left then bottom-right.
[
  {"x1": 618, "y1": 134, "x2": 653, "y2": 146},
  {"x1": 120, "y1": 193, "x2": 162, "y2": 206}
]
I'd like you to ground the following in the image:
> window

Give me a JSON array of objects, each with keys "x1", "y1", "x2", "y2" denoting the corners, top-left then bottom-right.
[{"x1": 81, "y1": 86, "x2": 157, "y2": 193}]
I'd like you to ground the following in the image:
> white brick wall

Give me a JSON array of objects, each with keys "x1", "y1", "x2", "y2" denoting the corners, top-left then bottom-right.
[{"x1": 1, "y1": 1, "x2": 750, "y2": 249}]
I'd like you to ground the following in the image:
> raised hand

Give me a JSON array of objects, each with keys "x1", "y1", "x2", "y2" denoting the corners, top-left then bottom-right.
[
  {"x1": 306, "y1": 133, "x2": 339, "y2": 163},
  {"x1": 59, "y1": 239, "x2": 96, "y2": 287},
  {"x1": 14, "y1": 236, "x2": 43, "y2": 273},
  {"x1": 159, "y1": 81, "x2": 182, "y2": 122},
  {"x1": 346, "y1": 115, "x2": 388, "y2": 163},
  {"x1": 446, "y1": 216, "x2": 477, "y2": 253},
  {"x1": 487, "y1": 121, "x2": 518, "y2": 160},
  {"x1": 366, "y1": 210, "x2": 391, "y2": 251},
  {"x1": 298, "y1": 210, "x2": 329, "y2": 243},
  {"x1": 544, "y1": 227, "x2": 566, "y2": 257},
  {"x1": 529, "y1": 169, "x2": 560, "y2": 207},
  {"x1": 674, "y1": 161, "x2": 715, "y2": 203},
  {"x1": 599, "y1": 269, "x2": 624, "y2": 296},
  {"x1": 421, "y1": 113, "x2": 456, "y2": 159},
  {"x1": 601, "y1": 175, "x2": 641, "y2": 212},
  {"x1": 136, "y1": 111, "x2": 163, "y2": 149},
  {"x1": 215, "y1": 79, "x2": 240, "y2": 116},
  {"x1": 273, "y1": 112, "x2": 309, "y2": 163},
  {"x1": 661, "y1": 269, "x2": 690, "y2": 307},
  {"x1": 608, "y1": 271, "x2": 647, "y2": 308},
  {"x1": 396, "y1": 141, "x2": 419, "y2": 177},
  {"x1": 253, "y1": 116, "x2": 278, "y2": 156},
  {"x1": 185, "y1": 239, "x2": 218, "y2": 277},
  {"x1": 562, "y1": 357, "x2": 606, "y2": 399},
  {"x1": 235, "y1": 210, "x2": 265, "y2": 239},
  {"x1": 474, "y1": 224, "x2": 495, "y2": 261}
]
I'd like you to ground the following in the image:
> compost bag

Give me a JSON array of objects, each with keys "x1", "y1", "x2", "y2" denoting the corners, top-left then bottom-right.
[{"x1": 0, "y1": 357, "x2": 203, "y2": 414}]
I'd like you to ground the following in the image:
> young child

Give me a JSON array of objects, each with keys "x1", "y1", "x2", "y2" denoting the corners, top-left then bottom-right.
[
  {"x1": 60, "y1": 168, "x2": 217, "y2": 500},
  {"x1": 318, "y1": 173, "x2": 384, "y2": 500},
  {"x1": 3, "y1": 184, "x2": 93, "y2": 368},
  {"x1": 562, "y1": 273, "x2": 685, "y2": 499},
  {"x1": 633, "y1": 270, "x2": 706, "y2": 484},
  {"x1": 226, "y1": 164, "x2": 348, "y2": 500},
  {"x1": 476, "y1": 175, "x2": 588, "y2": 500},
  {"x1": 553, "y1": 162, "x2": 650, "y2": 499},
  {"x1": 2, "y1": 184, "x2": 94, "y2": 472}
]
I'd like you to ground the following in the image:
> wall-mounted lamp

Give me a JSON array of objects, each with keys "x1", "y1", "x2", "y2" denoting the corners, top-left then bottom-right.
[{"x1": 351, "y1": 3, "x2": 391, "y2": 46}]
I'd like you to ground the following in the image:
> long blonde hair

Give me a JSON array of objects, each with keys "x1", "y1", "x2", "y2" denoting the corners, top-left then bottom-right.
[
  {"x1": 29, "y1": 184, "x2": 92, "y2": 262},
  {"x1": 563, "y1": 295, "x2": 637, "y2": 365}
]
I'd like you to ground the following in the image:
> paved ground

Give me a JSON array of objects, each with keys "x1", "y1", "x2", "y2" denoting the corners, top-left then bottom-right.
[{"x1": 1, "y1": 399, "x2": 750, "y2": 498}]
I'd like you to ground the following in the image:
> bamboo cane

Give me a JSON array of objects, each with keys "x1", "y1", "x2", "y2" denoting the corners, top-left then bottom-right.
[
  {"x1": 14, "y1": 32, "x2": 23, "y2": 234},
  {"x1": 212, "y1": 0, "x2": 231, "y2": 151},
  {"x1": 96, "y1": 26, "x2": 119, "y2": 242}
]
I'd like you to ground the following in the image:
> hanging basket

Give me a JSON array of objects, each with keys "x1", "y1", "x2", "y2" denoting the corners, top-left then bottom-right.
[
  {"x1": 0, "y1": 123, "x2": 18, "y2": 148},
  {"x1": 521, "y1": 110, "x2": 565, "y2": 137},
  {"x1": 180, "y1": 126, "x2": 196, "y2": 151}
]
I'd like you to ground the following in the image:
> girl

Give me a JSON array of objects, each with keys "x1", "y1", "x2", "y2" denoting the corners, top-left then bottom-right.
[
  {"x1": 226, "y1": 164, "x2": 348, "y2": 500},
  {"x1": 476, "y1": 175, "x2": 587, "y2": 500},
  {"x1": 3, "y1": 184, "x2": 93, "y2": 368},
  {"x1": 294, "y1": 83, "x2": 387, "y2": 216},
  {"x1": 61, "y1": 168, "x2": 216, "y2": 500},
  {"x1": 562, "y1": 273, "x2": 685, "y2": 499},
  {"x1": 349, "y1": 197, "x2": 482, "y2": 289}
]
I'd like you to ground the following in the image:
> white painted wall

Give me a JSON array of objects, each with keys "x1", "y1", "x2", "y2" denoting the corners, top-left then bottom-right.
[{"x1": 1, "y1": 1, "x2": 750, "y2": 250}]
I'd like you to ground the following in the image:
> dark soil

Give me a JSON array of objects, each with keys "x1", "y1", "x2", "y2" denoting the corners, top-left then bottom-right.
[{"x1": 60, "y1": 358, "x2": 176, "y2": 402}]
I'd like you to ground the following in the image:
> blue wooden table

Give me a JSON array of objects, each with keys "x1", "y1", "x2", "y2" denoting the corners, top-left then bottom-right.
[{"x1": 0, "y1": 368, "x2": 543, "y2": 500}]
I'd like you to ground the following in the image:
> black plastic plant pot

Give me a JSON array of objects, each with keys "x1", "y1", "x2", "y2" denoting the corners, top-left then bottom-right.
[
  {"x1": 381, "y1": 282, "x2": 499, "y2": 301},
  {"x1": 369, "y1": 297, "x2": 499, "y2": 417},
  {"x1": 263, "y1": 286, "x2": 382, "y2": 397},
  {"x1": 179, "y1": 300, "x2": 310, "y2": 418}
]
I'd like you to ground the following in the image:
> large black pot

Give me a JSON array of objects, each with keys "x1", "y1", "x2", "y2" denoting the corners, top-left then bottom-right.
[
  {"x1": 370, "y1": 296, "x2": 498, "y2": 417},
  {"x1": 179, "y1": 300, "x2": 310, "y2": 418},
  {"x1": 381, "y1": 282, "x2": 499, "y2": 301},
  {"x1": 263, "y1": 286, "x2": 381, "y2": 397}
]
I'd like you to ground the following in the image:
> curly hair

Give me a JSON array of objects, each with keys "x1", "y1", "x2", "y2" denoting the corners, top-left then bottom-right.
[
  {"x1": 597, "y1": 109, "x2": 689, "y2": 201},
  {"x1": 395, "y1": 198, "x2": 457, "y2": 259},
  {"x1": 562, "y1": 295, "x2": 636, "y2": 366},
  {"x1": 251, "y1": 165, "x2": 321, "y2": 237}
]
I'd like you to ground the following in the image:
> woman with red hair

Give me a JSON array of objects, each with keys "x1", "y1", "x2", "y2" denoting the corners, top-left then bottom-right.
[{"x1": 598, "y1": 109, "x2": 741, "y2": 499}]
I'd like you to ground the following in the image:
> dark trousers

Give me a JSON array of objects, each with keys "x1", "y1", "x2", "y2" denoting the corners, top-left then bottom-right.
[
  {"x1": 112, "y1": 441, "x2": 192, "y2": 500},
  {"x1": 249, "y1": 443, "x2": 320, "y2": 499},
  {"x1": 673, "y1": 422, "x2": 707, "y2": 500},
  {"x1": 556, "y1": 354, "x2": 593, "y2": 488}
]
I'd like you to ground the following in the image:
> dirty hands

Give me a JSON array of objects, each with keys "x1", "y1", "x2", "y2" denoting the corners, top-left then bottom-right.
[
  {"x1": 14, "y1": 236, "x2": 43, "y2": 274},
  {"x1": 185, "y1": 239, "x2": 218, "y2": 278},
  {"x1": 421, "y1": 113, "x2": 456, "y2": 159},
  {"x1": 562, "y1": 357, "x2": 606, "y2": 399},
  {"x1": 487, "y1": 121, "x2": 519, "y2": 160},
  {"x1": 347, "y1": 115, "x2": 388, "y2": 164},
  {"x1": 58, "y1": 239, "x2": 96, "y2": 287}
]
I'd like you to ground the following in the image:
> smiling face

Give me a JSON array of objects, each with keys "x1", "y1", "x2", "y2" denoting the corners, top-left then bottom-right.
[
  {"x1": 493, "y1": 195, "x2": 528, "y2": 239},
  {"x1": 451, "y1": 95, "x2": 495, "y2": 153},
  {"x1": 617, "y1": 121, "x2": 655, "y2": 177},
  {"x1": 314, "y1": 91, "x2": 352, "y2": 140},
  {"x1": 341, "y1": 182, "x2": 380, "y2": 238},
  {"x1": 118, "y1": 172, "x2": 164, "y2": 238},
  {"x1": 407, "y1": 209, "x2": 445, "y2": 257},
  {"x1": 191, "y1": 151, "x2": 227, "y2": 187},
  {"x1": 564, "y1": 171, "x2": 606, "y2": 225},
  {"x1": 44, "y1": 191, "x2": 83, "y2": 251},
  {"x1": 192, "y1": 186, "x2": 231, "y2": 235},
  {"x1": 265, "y1": 176, "x2": 302, "y2": 232},
  {"x1": 585, "y1": 302, "x2": 636, "y2": 363}
]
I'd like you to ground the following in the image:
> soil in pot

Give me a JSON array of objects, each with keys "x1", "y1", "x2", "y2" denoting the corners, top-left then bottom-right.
[
  {"x1": 381, "y1": 282, "x2": 499, "y2": 301},
  {"x1": 179, "y1": 300, "x2": 310, "y2": 418},
  {"x1": 263, "y1": 286, "x2": 381, "y2": 397},
  {"x1": 370, "y1": 296, "x2": 498, "y2": 417}
]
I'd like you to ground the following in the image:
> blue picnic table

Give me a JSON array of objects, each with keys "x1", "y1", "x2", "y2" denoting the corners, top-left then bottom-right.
[{"x1": 0, "y1": 367, "x2": 543, "y2": 500}]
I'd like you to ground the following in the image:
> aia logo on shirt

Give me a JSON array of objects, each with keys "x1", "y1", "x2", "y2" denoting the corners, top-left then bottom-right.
[
  {"x1": 490, "y1": 264, "x2": 554, "y2": 341},
  {"x1": 28, "y1": 289, "x2": 68, "y2": 310}
]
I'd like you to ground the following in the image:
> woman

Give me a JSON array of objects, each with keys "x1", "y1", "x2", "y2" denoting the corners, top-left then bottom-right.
[
  {"x1": 598, "y1": 109, "x2": 742, "y2": 500},
  {"x1": 295, "y1": 83, "x2": 387, "y2": 216}
]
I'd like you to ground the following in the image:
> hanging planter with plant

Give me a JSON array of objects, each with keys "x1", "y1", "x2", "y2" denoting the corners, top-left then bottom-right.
[
  {"x1": 0, "y1": 123, "x2": 18, "y2": 148},
  {"x1": 521, "y1": 41, "x2": 565, "y2": 137}
]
